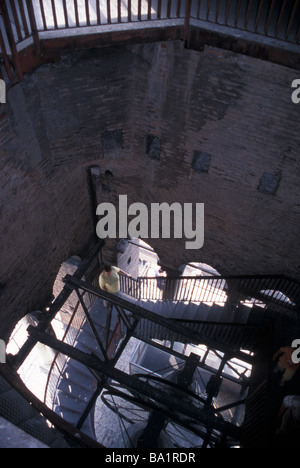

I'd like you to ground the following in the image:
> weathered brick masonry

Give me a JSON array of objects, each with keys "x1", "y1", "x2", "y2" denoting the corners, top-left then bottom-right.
[{"x1": 0, "y1": 40, "x2": 299, "y2": 340}]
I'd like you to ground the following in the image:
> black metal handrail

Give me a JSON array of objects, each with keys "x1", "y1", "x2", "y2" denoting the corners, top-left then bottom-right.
[
  {"x1": 190, "y1": 0, "x2": 300, "y2": 43},
  {"x1": 120, "y1": 273, "x2": 300, "y2": 312},
  {"x1": 0, "y1": 0, "x2": 299, "y2": 82}
]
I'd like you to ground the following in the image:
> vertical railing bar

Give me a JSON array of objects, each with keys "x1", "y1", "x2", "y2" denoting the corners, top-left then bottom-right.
[
  {"x1": 10, "y1": 0, "x2": 23, "y2": 41},
  {"x1": 184, "y1": 0, "x2": 192, "y2": 45},
  {"x1": 85, "y1": 0, "x2": 90, "y2": 26},
  {"x1": 1, "y1": 0, "x2": 23, "y2": 81},
  {"x1": 50, "y1": 0, "x2": 58, "y2": 29},
  {"x1": 74, "y1": 0, "x2": 80, "y2": 27},
  {"x1": 179, "y1": 278, "x2": 185, "y2": 302},
  {"x1": 148, "y1": 0, "x2": 152, "y2": 19},
  {"x1": 181, "y1": 279, "x2": 188, "y2": 301},
  {"x1": 166, "y1": 0, "x2": 171, "y2": 18},
  {"x1": 215, "y1": 0, "x2": 221, "y2": 23},
  {"x1": 173, "y1": 278, "x2": 179, "y2": 302},
  {"x1": 275, "y1": 0, "x2": 288, "y2": 37},
  {"x1": 157, "y1": 0, "x2": 161, "y2": 19},
  {"x1": 234, "y1": 0, "x2": 241, "y2": 27},
  {"x1": 38, "y1": 0, "x2": 47, "y2": 30},
  {"x1": 265, "y1": 0, "x2": 276, "y2": 35},
  {"x1": 18, "y1": 0, "x2": 30, "y2": 36},
  {"x1": 96, "y1": 0, "x2": 101, "y2": 25},
  {"x1": 215, "y1": 278, "x2": 221, "y2": 304},
  {"x1": 285, "y1": 0, "x2": 299, "y2": 39},
  {"x1": 225, "y1": 0, "x2": 232, "y2": 25},
  {"x1": 206, "y1": 0, "x2": 211, "y2": 21},
  {"x1": 0, "y1": 28, "x2": 13, "y2": 81},
  {"x1": 254, "y1": 0, "x2": 264, "y2": 33},
  {"x1": 184, "y1": 278, "x2": 190, "y2": 302},
  {"x1": 203, "y1": 278, "x2": 210, "y2": 303},
  {"x1": 138, "y1": 0, "x2": 141, "y2": 20},
  {"x1": 197, "y1": 0, "x2": 201, "y2": 19},
  {"x1": 62, "y1": 0, "x2": 69, "y2": 28},
  {"x1": 269, "y1": 277, "x2": 281, "y2": 303},
  {"x1": 196, "y1": 278, "x2": 201, "y2": 302},
  {"x1": 25, "y1": 0, "x2": 40, "y2": 50},
  {"x1": 208, "y1": 278, "x2": 216, "y2": 303},
  {"x1": 181, "y1": 278, "x2": 187, "y2": 302},
  {"x1": 188, "y1": 278, "x2": 195, "y2": 302},
  {"x1": 244, "y1": 0, "x2": 253, "y2": 29},
  {"x1": 176, "y1": 0, "x2": 181, "y2": 18},
  {"x1": 190, "y1": 278, "x2": 197, "y2": 303},
  {"x1": 177, "y1": 278, "x2": 183, "y2": 301},
  {"x1": 128, "y1": 0, "x2": 131, "y2": 22},
  {"x1": 141, "y1": 277, "x2": 144, "y2": 300},
  {"x1": 197, "y1": 278, "x2": 203, "y2": 302},
  {"x1": 106, "y1": 0, "x2": 111, "y2": 23},
  {"x1": 118, "y1": 0, "x2": 121, "y2": 22}
]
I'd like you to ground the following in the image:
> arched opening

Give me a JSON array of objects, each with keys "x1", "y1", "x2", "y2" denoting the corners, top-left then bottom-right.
[
  {"x1": 179, "y1": 262, "x2": 222, "y2": 278},
  {"x1": 177, "y1": 262, "x2": 227, "y2": 309},
  {"x1": 116, "y1": 237, "x2": 161, "y2": 279}
]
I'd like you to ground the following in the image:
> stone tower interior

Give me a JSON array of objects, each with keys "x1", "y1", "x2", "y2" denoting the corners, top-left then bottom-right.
[{"x1": 0, "y1": 0, "x2": 300, "y2": 450}]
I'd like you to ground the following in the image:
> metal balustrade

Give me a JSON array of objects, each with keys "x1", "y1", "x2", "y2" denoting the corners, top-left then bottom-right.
[
  {"x1": 0, "y1": 0, "x2": 299, "y2": 82},
  {"x1": 120, "y1": 273, "x2": 300, "y2": 312},
  {"x1": 3, "y1": 237, "x2": 299, "y2": 447}
]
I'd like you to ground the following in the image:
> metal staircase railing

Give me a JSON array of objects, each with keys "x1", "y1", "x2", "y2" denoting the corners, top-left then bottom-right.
[
  {"x1": 3, "y1": 237, "x2": 298, "y2": 447},
  {"x1": 120, "y1": 273, "x2": 300, "y2": 312}
]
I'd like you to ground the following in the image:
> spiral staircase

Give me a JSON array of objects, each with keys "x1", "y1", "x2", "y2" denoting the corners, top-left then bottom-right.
[{"x1": 0, "y1": 240, "x2": 299, "y2": 448}]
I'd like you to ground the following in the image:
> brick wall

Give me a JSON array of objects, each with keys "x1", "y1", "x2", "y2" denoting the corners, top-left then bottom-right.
[
  {"x1": 97, "y1": 42, "x2": 300, "y2": 280},
  {"x1": 0, "y1": 41, "x2": 299, "y2": 339}
]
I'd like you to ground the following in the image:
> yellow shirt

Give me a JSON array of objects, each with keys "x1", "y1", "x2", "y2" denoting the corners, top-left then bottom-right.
[{"x1": 99, "y1": 267, "x2": 121, "y2": 294}]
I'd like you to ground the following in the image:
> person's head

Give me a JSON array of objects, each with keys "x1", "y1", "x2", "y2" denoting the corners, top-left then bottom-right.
[{"x1": 103, "y1": 265, "x2": 112, "y2": 276}]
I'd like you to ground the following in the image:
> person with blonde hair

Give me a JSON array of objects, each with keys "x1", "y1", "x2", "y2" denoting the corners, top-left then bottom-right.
[
  {"x1": 99, "y1": 265, "x2": 131, "y2": 308},
  {"x1": 273, "y1": 345, "x2": 300, "y2": 386}
]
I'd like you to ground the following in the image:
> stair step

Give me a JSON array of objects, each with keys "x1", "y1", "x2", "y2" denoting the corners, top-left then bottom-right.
[
  {"x1": 74, "y1": 331, "x2": 103, "y2": 354},
  {"x1": 54, "y1": 392, "x2": 88, "y2": 414},
  {"x1": 88, "y1": 299, "x2": 109, "y2": 328},
  {"x1": 79, "y1": 323, "x2": 106, "y2": 344},
  {"x1": 54, "y1": 408, "x2": 94, "y2": 437},
  {"x1": 192, "y1": 303, "x2": 211, "y2": 321},
  {"x1": 57, "y1": 378, "x2": 94, "y2": 402},
  {"x1": 54, "y1": 407, "x2": 80, "y2": 425},
  {"x1": 205, "y1": 304, "x2": 224, "y2": 321},
  {"x1": 60, "y1": 366, "x2": 96, "y2": 393},
  {"x1": 57, "y1": 379, "x2": 93, "y2": 401},
  {"x1": 67, "y1": 359, "x2": 96, "y2": 379},
  {"x1": 171, "y1": 302, "x2": 195, "y2": 320}
]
